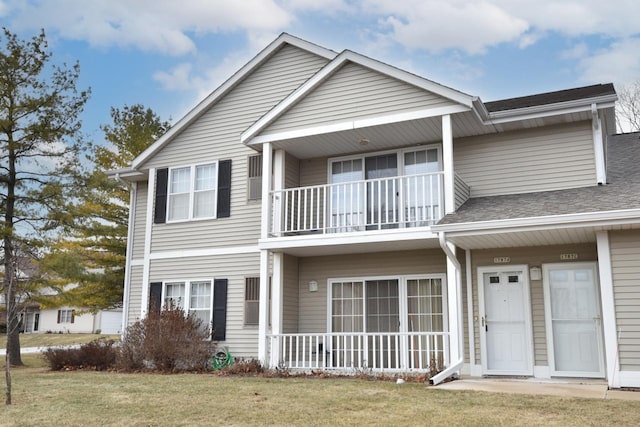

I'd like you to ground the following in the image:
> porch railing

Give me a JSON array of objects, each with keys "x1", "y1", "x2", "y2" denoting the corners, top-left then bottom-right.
[
  {"x1": 267, "y1": 332, "x2": 449, "y2": 373},
  {"x1": 270, "y1": 172, "x2": 444, "y2": 236}
]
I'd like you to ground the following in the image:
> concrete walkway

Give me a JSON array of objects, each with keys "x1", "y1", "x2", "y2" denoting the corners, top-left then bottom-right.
[
  {"x1": 437, "y1": 377, "x2": 640, "y2": 401},
  {"x1": 0, "y1": 345, "x2": 80, "y2": 356}
]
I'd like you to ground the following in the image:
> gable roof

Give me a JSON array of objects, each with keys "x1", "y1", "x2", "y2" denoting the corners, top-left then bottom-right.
[
  {"x1": 130, "y1": 33, "x2": 337, "y2": 170},
  {"x1": 241, "y1": 49, "x2": 475, "y2": 145},
  {"x1": 434, "y1": 132, "x2": 640, "y2": 229}
]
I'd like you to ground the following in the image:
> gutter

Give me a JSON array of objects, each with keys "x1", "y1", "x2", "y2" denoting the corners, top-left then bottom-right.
[{"x1": 430, "y1": 232, "x2": 464, "y2": 385}]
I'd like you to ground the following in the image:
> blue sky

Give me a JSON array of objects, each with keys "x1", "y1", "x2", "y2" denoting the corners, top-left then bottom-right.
[{"x1": 0, "y1": 0, "x2": 638, "y2": 140}]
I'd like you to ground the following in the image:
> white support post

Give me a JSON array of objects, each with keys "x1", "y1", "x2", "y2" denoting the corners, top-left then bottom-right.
[
  {"x1": 121, "y1": 181, "x2": 137, "y2": 334},
  {"x1": 596, "y1": 231, "x2": 620, "y2": 388},
  {"x1": 261, "y1": 143, "x2": 273, "y2": 239},
  {"x1": 442, "y1": 114, "x2": 455, "y2": 214},
  {"x1": 270, "y1": 252, "x2": 284, "y2": 368},
  {"x1": 273, "y1": 149, "x2": 285, "y2": 236},
  {"x1": 465, "y1": 249, "x2": 475, "y2": 369},
  {"x1": 446, "y1": 242, "x2": 460, "y2": 363},
  {"x1": 141, "y1": 168, "x2": 156, "y2": 319},
  {"x1": 592, "y1": 104, "x2": 607, "y2": 184},
  {"x1": 258, "y1": 249, "x2": 270, "y2": 365}
]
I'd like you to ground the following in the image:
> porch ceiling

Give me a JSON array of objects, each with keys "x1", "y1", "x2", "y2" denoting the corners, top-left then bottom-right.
[
  {"x1": 268, "y1": 111, "x2": 491, "y2": 159},
  {"x1": 444, "y1": 223, "x2": 640, "y2": 250}
]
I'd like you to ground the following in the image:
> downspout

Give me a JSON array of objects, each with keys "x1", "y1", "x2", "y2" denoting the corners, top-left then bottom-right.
[{"x1": 431, "y1": 232, "x2": 465, "y2": 385}]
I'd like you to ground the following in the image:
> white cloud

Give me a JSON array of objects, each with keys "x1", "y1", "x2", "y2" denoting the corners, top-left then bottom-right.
[
  {"x1": 560, "y1": 43, "x2": 589, "y2": 60},
  {"x1": 6, "y1": 0, "x2": 293, "y2": 55},
  {"x1": 577, "y1": 37, "x2": 640, "y2": 86},
  {"x1": 359, "y1": 0, "x2": 640, "y2": 54},
  {"x1": 365, "y1": 1, "x2": 528, "y2": 54},
  {"x1": 153, "y1": 50, "x2": 255, "y2": 100}
]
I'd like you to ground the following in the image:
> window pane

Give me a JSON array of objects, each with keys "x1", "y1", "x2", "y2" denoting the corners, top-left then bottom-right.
[
  {"x1": 195, "y1": 164, "x2": 216, "y2": 191},
  {"x1": 170, "y1": 167, "x2": 191, "y2": 193},
  {"x1": 194, "y1": 189, "x2": 216, "y2": 218},
  {"x1": 164, "y1": 282, "x2": 185, "y2": 309},
  {"x1": 169, "y1": 193, "x2": 189, "y2": 220},
  {"x1": 190, "y1": 281, "x2": 211, "y2": 309}
]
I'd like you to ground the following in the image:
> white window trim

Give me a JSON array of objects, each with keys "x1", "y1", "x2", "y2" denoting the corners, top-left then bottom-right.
[
  {"x1": 327, "y1": 144, "x2": 443, "y2": 182},
  {"x1": 325, "y1": 274, "x2": 448, "y2": 334},
  {"x1": 161, "y1": 278, "x2": 215, "y2": 329},
  {"x1": 166, "y1": 162, "x2": 219, "y2": 223}
]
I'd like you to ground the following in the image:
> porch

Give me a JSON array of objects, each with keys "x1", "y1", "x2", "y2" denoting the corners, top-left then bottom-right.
[{"x1": 267, "y1": 331, "x2": 449, "y2": 373}]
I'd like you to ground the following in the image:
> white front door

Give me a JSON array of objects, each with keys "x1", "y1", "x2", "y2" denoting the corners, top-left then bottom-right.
[
  {"x1": 479, "y1": 266, "x2": 534, "y2": 375},
  {"x1": 543, "y1": 263, "x2": 605, "y2": 378}
]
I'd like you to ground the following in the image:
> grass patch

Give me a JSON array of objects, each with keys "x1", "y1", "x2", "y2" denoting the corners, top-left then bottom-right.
[
  {"x1": 2, "y1": 366, "x2": 640, "y2": 426},
  {"x1": 0, "y1": 333, "x2": 119, "y2": 350}
]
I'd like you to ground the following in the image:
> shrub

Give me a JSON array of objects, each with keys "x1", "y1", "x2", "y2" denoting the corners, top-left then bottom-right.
[
  {"x1": 216, "y1": 358, "x2": 263, "y2": 376},
  {"x1": 116, "y1": 302, "x2": 215, "y2": 372},
  {"x1": 43, "y1": 338, "x2": 118, "y2": 371}
]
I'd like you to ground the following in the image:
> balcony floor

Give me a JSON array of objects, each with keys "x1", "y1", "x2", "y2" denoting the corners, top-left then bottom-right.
[{"x1": 259, "y1": 226, "x2": 442, "y2": 256}]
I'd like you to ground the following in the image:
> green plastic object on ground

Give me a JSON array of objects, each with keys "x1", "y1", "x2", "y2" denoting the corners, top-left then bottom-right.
[{"x1": 212, "y1": 348, "x2": 234, "y2": 370}]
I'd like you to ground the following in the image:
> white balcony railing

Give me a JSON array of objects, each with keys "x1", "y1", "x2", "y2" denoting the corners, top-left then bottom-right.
[
  {"x1": 270, "y1": 172, "x2": 444, "y2": 236},
  {"x1": 267, "y1": 332, "x2": 449, "y2": 372}
]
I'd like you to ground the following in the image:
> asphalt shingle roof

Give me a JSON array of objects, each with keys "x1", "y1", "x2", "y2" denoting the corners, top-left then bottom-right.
[
  {"x1": 438, "y1": 132, "x2": 640, "y2": 225},
  {"x1": 484, "y1": 84, "x2": 616, "y2": 113}
]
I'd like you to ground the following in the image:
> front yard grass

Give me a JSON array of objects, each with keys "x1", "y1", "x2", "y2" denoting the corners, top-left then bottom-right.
[
  {"x1": 0, "y1": 333, "x2": 119, "y2": 350},
  {"x1": 3, "y1": 357, "x2": 640, "y2": 426}
]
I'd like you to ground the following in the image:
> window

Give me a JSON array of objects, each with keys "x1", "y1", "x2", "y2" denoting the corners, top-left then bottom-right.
[
  {"x1": 154, "y1": 160, "x2": 231, "y2": 224},
  {"x1": 162, "y1": 280, "x2": 213, "y2": 333},
  {"x1": 167, "y1": 163, "x2": 218, "y2": 221},
  {"x1": 244, "y1": 277, "x2": 260, "y2": 325},
  {"x1": 247, "y1": 154, "x2": 262, "y2": 201},
  {"x1": 57, "y1": 309, "x2": 74, "y2": 324}
]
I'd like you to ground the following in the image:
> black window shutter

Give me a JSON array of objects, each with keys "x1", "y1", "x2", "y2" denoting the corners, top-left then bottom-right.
[
  {"x1": 212, "y1": 279, "x2": 228, "y2": 341},
  {"x1": 149, "y1": 282, "x2": 163, "y2": 313},
  {"x1": 217, "y1": 160, "x2": 232, "y2": 218},
  {"x1": 71, "y1": 311, "x2": 75, "y2": 324},
  {"x1": 154, "y1": 168, "x2": 168, "y2": 224},
  {"x1": 57, "y1": 310, "x2": 61, "y2": 324}
]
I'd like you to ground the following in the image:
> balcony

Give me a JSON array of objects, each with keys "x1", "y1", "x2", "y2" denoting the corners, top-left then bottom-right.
[{"x1": 269, "y1": 172, "x2": 444, "y2": 237}]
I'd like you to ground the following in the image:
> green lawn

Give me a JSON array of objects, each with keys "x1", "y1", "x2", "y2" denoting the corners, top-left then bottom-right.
[
  {"x1": 0, "y1": 333, "x2": 119, "y2": 350},
  {"x1": 2, "y1": 356, "x2": 640, "y2": 426}
]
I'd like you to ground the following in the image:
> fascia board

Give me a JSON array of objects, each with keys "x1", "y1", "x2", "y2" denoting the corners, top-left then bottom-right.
[
  {"x1": 432, "y1": 209, "x2": 640, "y2": 236},
  {"x1": 131, "y1": 33, "x2": 337, "y2": 170},
  {"x1": 486, "y1": 95, "x2": 617, "y2": 123},
  {"x1": 242, "y1": 50, "x2": 475, "y2": 145},
  {"x1": 247, "y1": 104, "x2": 470, "y2": 146}
]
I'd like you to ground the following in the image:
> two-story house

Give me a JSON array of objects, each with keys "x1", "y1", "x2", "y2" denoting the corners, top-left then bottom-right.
[{"x1": 111, "y1": 33, "x2": 640, "y2": 388}]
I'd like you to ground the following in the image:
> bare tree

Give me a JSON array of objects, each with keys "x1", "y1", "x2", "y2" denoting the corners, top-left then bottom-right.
[{"x1": 617, "y1": 81, "x2": 640, "y2": 133}]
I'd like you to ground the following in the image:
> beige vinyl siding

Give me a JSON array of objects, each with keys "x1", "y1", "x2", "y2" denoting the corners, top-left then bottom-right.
[
  {"x1": 283, "y1": 255, "x2": 299, "y2": 333},
  {"x1": 454, "y1": 174, "x2": 470, "y2": 209},
  {"x1": 284, "y1": 152, "x2": 300, "y2": 189},
  {"x1": 299, "y1": 157, "x2": 328, "y2": 187},
  {"x1": 297, "y1": 249, "x2": 447, "y2": 333},
  {"x1": 469, "y1": 243, "x2": 597, "y2": 367},
  {"x1": 127, "y1": 266, "x2": 144, "y2": 327},
  {"x1": 141, "y1": 45, "x2": 329, "y2": 252},
  {"x1": 131, "y1": 182, "x2": 147, "y2": 260},
  {"x1": 454, "y1": 121, "x2": 596, "y2": 197},
  {"x1": 149, "y1": 252, "x2": 260, "y2": 358},
  {"x1": 263, "y1": 62, "x2": 457, "y2": 136},
  {"x1": 609, "y1": 230, "x2": 640, "y2": 371}
]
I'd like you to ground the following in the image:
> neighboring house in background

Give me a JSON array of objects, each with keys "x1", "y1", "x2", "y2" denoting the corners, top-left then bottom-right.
[
  {"x1": 28, "y1": 306, "x2": 123, "y2": 335},
  {"x1": 110, "y1": 34, "x2": 640, "y2": 388},
  {"x1": 19, "y1": 284, "x2": 123, "y2": 335}
]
